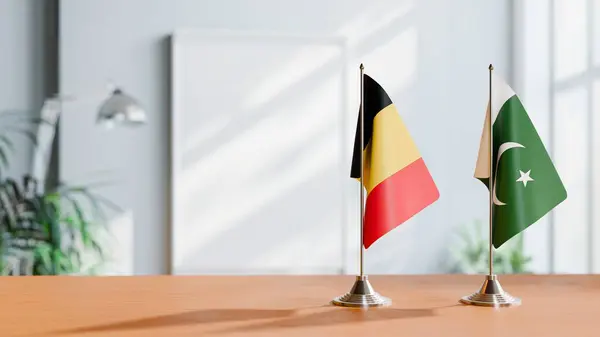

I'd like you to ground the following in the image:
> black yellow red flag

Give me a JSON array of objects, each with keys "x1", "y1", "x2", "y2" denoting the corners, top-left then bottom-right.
[{"x1": 351, "y1": 74, "x2": 439, "y2": 248}]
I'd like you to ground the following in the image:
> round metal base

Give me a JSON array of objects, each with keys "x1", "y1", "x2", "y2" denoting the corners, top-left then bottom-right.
[
  {"x1": 331, "y1": 275, "x2": 391, "y2": 308},
  {"x1": 460, "y1": 275, "x2": 521, "y2": 307}
]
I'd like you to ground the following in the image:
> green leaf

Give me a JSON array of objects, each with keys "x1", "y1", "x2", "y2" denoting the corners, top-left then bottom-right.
[
  {"x1": 47, "y1": 212, "x2": 62, "y2": 250},
  {"x1": 79, "y1": 192, "x2": 109, "y2": 223},
  {"x1": 0, "y1": 148, "x2": 9, "y2": 169},
  {"x1": 62, "y1": 216, "x2": 80, "y2": 231},
  {"x1": 91, "y1": 239, "x2": 105, "y2": 261},
  {"x1": 0, "y1": 129, "x2": 38, "y2": 146},
  {"x1": 61, "y1": 189, "x2": 118, "y2": 229},
  {"x1": 68, "y1": 247, "x2": 81, "y2": 268},
  {"x1": 51, "y1": 250, "x2": 68, "y2": 274},
  {"x1": 62, "y1": 196, "x2": 93, "y2": 246},
  {"x1": 0, "y1": 135, "x2": 14, "y2": 152},
  {"x1": 72, "y1": 188, "x2": 122, "y2": 213},
  {"x1": 34, "y1": 244, "x2": 53, "y2": 273}
]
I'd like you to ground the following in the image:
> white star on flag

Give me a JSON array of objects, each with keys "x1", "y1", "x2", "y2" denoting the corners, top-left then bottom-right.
[{"x1": 516, "y1": 170, "x2": 534, "y2": 187}]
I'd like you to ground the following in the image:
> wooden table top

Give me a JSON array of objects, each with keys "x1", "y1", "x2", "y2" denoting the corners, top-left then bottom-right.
[{"x1": 2, "y1": 274, "x2": 599, "y2": 337}]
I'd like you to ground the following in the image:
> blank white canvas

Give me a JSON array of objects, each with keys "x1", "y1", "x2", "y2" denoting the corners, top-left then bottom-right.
[{"x1": 170, "y1": 31, "x2": 351, "y2": 275}]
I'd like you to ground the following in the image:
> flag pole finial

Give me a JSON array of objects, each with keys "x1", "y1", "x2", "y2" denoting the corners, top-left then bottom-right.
[
  {"x1": 360, "y1": 63, "x2": 364, "y2": 70},
  {"x1": 489, "y1": 64, "x2": 494, "y2": 71}
]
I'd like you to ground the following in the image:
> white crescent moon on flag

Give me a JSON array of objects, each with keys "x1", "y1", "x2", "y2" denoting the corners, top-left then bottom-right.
[{"x1": 493, "y1": 142, "x2": 526, "y2": 206}]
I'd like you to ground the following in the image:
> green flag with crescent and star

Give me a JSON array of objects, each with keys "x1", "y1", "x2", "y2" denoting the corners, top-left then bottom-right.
[{"x1": 474, "y1": 75, "x2": 567, "y2": 248}]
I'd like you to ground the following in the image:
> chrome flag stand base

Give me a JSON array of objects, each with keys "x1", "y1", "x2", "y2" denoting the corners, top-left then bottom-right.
[
  {"x1": 460, "y1": 274, "x2": 521, "y2": 307},
  {"x1": 331, "y1": 275, "x2": 391, "y2": 308}
]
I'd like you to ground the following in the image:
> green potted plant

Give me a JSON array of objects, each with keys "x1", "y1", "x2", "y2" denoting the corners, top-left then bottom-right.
[
  {"x1": 0, "y1": 109, "x2": 120, "y2": 275},
  {"x1": 448, "y1": 219, "x2": 533, "y2": 274}
]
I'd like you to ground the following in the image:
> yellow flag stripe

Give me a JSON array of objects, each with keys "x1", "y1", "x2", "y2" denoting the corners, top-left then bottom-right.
[{"x1": 362, "y1": 104, "x2": 421, "y2": 194}]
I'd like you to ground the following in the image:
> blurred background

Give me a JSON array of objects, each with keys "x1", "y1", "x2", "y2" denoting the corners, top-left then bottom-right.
[{"x1": 0, "y1": 0, "x2": 595, "y2": 276}]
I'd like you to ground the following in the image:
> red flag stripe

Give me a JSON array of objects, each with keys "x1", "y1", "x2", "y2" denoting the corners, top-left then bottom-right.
[{"x1": 363, "y1": 157, "x2": 439, "y2": 249}]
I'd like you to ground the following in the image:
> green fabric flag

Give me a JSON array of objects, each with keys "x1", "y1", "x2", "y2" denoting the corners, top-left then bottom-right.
[{"x1": 474, "y1": 75, "x2": 567, "y2": 248}]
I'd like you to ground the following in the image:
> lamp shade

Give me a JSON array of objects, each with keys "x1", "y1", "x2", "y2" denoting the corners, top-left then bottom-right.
[{"x1": 96, "y1": 88, "x2": 147, "y2": 128}]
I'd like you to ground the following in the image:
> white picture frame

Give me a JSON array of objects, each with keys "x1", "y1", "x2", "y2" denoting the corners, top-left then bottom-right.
[{"x1": 170, "y1": 29, "x2": 353, "y2": 275}]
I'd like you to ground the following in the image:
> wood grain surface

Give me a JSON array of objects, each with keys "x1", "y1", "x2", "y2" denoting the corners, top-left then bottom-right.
[{"x1": 2, "y1": 275, "x2": 599, "y2": 337}]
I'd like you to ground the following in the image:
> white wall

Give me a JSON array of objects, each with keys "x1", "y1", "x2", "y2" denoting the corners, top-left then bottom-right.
[
  {"x1": 0, "y1": 0, "x2": 49, "y2": 179},
  {"x1": 59, "y1": 0, "x2": 512, "y2": 275}
]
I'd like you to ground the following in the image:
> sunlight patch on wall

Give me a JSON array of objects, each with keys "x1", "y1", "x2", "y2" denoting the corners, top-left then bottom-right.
[
  {"x1": 553, "y1": 0, "x2": 587, "y2": 81},
  {"x1": 178, "y1": 100, "x2": 337, "y2": 242},
  {"x1": 337, "y1": 0, "x2": 413, "y2": 46},
  {"x1": 360, "y1": 27, "x2": 418, "y2": 97},
  {"x1": 174, "y1": 69, "x2": 345, "y2": 271},
  {"x1": 241, "y1": 44, "x2": 344, "y2": 110},
  {"x1": 552, "y1": 86, "x2": 589, "y2": 273}
]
